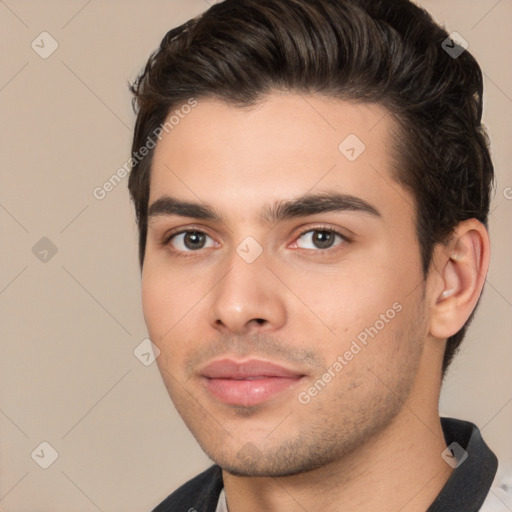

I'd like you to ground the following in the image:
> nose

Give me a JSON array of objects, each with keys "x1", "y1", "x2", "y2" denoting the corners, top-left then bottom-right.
[{"x1": 208, "y1": 252, "x2": 287, "y2": 336}]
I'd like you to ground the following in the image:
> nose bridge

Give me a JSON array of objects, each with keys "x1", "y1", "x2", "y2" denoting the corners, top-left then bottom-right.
[{"x1": 208, "y1": 243, "x2": 286, "y2": 333}]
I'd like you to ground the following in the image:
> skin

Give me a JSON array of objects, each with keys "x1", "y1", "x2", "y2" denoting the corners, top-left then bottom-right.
[{"x1": 141, "y1": 93, "x2": 489, "y2": 512}]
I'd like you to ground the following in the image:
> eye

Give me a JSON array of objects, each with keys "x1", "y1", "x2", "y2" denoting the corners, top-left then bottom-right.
[
  {"x1": 295, "y1": 229, "x2": 347, "y2": 250},
  {"x1": 167, "y1": 231, "x2": 216, "y2": 252}
]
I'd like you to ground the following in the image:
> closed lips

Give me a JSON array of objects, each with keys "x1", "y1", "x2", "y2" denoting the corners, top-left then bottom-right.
[{"x1": 200, "y1": 358, "x2": 305, "y2": 406}]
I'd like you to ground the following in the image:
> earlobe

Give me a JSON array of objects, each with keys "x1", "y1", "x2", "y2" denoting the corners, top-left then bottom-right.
[{"x1": 429, "y1": 220, "x2": 490, "y2": 339}]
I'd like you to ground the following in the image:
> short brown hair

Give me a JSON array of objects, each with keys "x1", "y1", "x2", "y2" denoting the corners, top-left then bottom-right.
[{"x1": 128, "y1": 0, "x2": 494, "y2": 375}]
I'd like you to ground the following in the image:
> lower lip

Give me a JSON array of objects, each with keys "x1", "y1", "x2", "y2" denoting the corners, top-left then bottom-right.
[{"x1": 203, "y1": 376, "x2": 303, "y2": 406}]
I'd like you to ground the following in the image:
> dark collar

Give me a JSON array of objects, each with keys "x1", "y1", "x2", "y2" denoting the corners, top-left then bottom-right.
[{"x1": 427, "y1": 417, "x2": 498, "y2": 511}]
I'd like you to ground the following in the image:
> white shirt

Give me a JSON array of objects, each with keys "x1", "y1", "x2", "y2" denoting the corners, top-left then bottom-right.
[
  {"x1": 479, "y1": 464, "x2": 512, "y2": 511},
  {"x1": 215, "y1": 488, "x2": 228, "y2": 512}
]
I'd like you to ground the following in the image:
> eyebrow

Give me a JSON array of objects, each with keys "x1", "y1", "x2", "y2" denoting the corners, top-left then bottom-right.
[{"x1": 147, "y1": 192, "x2": 381, "y2": 224}]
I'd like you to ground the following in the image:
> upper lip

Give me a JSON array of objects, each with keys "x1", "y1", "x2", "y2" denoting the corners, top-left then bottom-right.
[{"x1": 200, "y1": 358, "x2": 304, "y2": 379}]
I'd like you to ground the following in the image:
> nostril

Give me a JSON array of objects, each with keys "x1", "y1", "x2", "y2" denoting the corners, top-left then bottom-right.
[{"x1": 254, "y1": 318, "x2": 266, "y2": 325}]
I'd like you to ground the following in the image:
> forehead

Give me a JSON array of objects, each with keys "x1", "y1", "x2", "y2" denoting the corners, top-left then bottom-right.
[{"x1": 149, "y1": 93, "x2": 411, "y2": 222}]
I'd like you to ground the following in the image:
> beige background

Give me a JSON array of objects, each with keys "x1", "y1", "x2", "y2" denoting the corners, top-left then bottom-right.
[{"x1": 0, "y1": 0, "x2": 511, "y2": 510}]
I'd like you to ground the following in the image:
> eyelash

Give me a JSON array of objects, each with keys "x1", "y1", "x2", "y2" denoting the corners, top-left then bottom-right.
[{"x1": 162, "y1": 225, "x2": 351, "y2": 258}]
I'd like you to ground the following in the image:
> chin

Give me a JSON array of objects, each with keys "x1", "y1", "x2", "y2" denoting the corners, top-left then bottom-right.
[{"x1": 202, "y1": 440, "x2": 339, "y2": 478}]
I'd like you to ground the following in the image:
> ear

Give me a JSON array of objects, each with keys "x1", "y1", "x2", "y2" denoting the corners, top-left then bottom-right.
[{"x1": 428, "y1": 219, "x2": 490, "y2": 339}]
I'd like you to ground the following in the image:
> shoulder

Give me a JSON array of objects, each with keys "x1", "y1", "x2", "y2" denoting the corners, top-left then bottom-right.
[{"x1": 151, "y1": 465, "x2": 223, "y2": 512}]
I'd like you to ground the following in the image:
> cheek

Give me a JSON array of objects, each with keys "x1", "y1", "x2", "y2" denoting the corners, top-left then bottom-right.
[
  {"x1": 280, "y1": 251, "x2": 422, "y2": 366},
  {"x1": 283, "y1": 260, "x2": 400, "y2": 332},
  {"x1": 141, "y1": 264, "x2": 168, "y2": 339},
  {"x1": 141, "y1": 259, "x2": 215, "y2": 372},
  {"x1": 141, "y1": 262, "x2": 194, "y2": 342},
  {"x1": 142, "y1": 269, "x2": 187, "y2": 383},
  {"x1": 142, "y1": 256, "x2": 201, "y2": 318}
]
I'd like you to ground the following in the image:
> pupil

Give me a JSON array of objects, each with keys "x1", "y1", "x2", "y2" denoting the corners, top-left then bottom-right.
[
  {"x1": 313, "y1": 230, "x2": 333, "y2": 249},
  {"x1": 185, "y1": 232, "x2": 205, "y2": 250}
]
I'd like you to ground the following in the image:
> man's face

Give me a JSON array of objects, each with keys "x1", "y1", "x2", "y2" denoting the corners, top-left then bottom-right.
[{"x1": 142, "y1": 93, "x2": 430, "y2": 476}]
